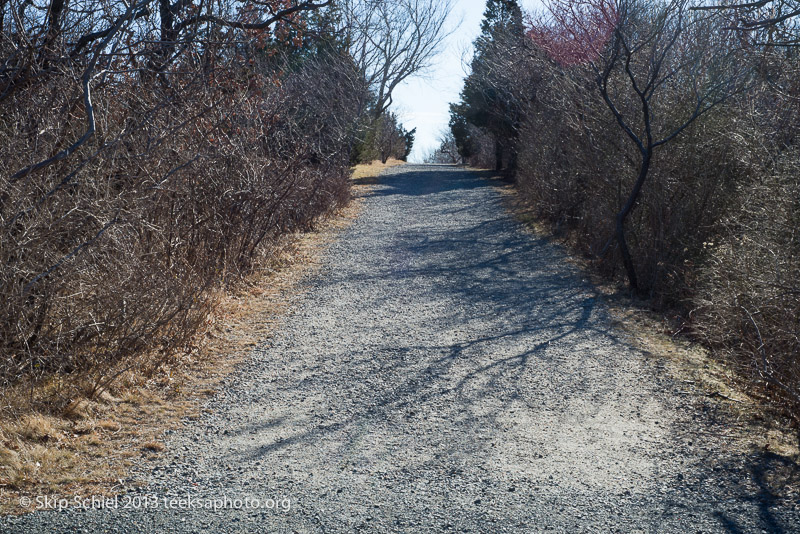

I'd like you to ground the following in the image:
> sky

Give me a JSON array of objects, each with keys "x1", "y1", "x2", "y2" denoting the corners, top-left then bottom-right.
[{"x1": 391, "y1": 0, "x2": 544, "y2": 163}]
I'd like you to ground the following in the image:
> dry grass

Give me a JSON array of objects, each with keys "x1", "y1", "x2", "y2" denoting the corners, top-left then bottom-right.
[
  {"x1": 0, "y1": 163, "x2": 386, "y2": 515},
  {"x1": 141, "y1": 441, "x2": 165, "y2": 452},
  {"x1": 609, "y1": 307, "x2": 799, "y2": 455},
  {"x1": 350, "y1": 158, "x2": 405, "y2": 184}
]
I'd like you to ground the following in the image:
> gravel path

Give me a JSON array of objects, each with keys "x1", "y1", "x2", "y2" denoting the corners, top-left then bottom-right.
[{"x1": 4, "y1": 164, "x2": 799, "y2": 533}]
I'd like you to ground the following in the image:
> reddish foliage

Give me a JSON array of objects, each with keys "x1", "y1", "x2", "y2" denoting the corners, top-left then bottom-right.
[
  {"x1": 529, "y1": 0, "x2": 618, "y2": 66},
  {"x1": 239, "y1": 1, "x2": 308, "y2": 49}
]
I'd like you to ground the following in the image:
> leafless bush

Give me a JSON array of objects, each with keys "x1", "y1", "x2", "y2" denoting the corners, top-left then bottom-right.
[
  {"x1": 693, "y1": 53, "x2": 800, "y2": 409},
  {"x1": 0, "y1": 1, "x2": 365, "y2": 409},
  {"x1": 509, "y1": 0, "x2": 800, "y2": 414},
  {"x1": 695, "y1": 154, "x2": 800, "y2": 408}
]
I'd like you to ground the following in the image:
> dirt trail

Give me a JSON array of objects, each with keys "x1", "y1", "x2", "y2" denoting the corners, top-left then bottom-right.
[{"x1": 4, "y1": 165, "x2": 799, "y2": 533}]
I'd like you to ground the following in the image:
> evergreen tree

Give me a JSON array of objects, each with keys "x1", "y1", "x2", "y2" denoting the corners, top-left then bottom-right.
[
  {"x1": 449, "y1": 102, "x2": 475, "y2": 161},
  {"x1": 478, "y1": 0, "x2": 525, "y2": 49},
  {"x1": 402, "y1": 127, "x2": 417, "y2": 161},
  {"x1": 450, "y1": 0, "x2": 525, "y2": 171}
]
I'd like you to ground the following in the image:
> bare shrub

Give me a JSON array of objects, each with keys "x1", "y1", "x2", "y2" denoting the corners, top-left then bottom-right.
[
  {"x1": 507, "y1": 0, "x2": 800, "y2": 414},
  {"x1": 0, "y1": 1, "x2": 365, "y2": 410},
  {"x1": 693, "y1": 53, "x2": 800, "y2": 408},
  {"x1": 695, "y1": 155, "x2": 800, "y2": 407}
]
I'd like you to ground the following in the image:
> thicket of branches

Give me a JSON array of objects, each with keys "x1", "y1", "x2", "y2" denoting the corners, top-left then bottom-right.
[
  {"x1": 447, "y1": 0, "x2": 800, "y2": 418},
  {"x1": 0, "y1": 0, "x2": 445, "y2": 410},
  {"x1": 424, "y1": 131, "x2": 461, "y2": 163}
]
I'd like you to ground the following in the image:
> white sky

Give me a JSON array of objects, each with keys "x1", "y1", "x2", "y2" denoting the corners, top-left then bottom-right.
[{"x1": 391, "y1": 0, "x2": 544, "y2": 162}]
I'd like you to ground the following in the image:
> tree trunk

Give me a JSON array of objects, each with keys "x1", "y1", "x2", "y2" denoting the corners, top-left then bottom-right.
[
  {"x1": 494, "y1": 138, "x2": 503, "y2": 171},
  {"x1": 615, "y1": 149, "x2": 652, "y2": 293}
]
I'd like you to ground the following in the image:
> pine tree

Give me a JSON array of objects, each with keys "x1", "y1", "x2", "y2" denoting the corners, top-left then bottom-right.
[
  {"x1": 478, "y1": 0, "x2": 524, "y2": 49},
  {"x1": 450, "y1": 0, "x2": 525, "y2": 171},
  {"x1": 402, "y1": 127, "x2": 417, "y2": 161}
]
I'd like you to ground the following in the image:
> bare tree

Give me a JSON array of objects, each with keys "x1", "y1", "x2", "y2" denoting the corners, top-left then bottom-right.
[
  {"x1": 340, "y1": 0, "x2": 456, "y2": 117},
  {"x1": 536, "y1": 0, "x2": 748, "y2": 292},
  {"x1": 692, "y1": 0, "x2": 800, "y2": 45},
  {"x1": 426, "y1": 131, "x2": 462, "y2": 163},
  {"x1": 518, "y1": 0, "x2": 800, "y2": 422},
  {"x1": 1, "y1": 0, "x2": 332, "y2": 181}
]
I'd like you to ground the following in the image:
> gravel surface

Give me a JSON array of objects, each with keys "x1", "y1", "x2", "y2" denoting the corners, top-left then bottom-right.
[{"x1": 4, "y1": 164, "x2": 799, "y2": 533}]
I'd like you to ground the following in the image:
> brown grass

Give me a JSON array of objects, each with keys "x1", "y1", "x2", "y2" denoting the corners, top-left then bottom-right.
[
  {"x1": 350, "y1": 158, "x2": 405, "y2": 185},
  {"x1": 141, "y1": 441, "x2": 165, "y2": 452},
  {"x1": 0, "y1": 163, "x2": 384, "y2": 515}
]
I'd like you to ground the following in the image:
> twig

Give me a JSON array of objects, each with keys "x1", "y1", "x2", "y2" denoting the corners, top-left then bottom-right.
[{"x1": 706, "y1": 390, "x2": 745, "y2": 403}]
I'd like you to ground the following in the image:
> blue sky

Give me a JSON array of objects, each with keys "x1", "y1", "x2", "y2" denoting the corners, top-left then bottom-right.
[{"x1": 391, "y1": 0, "x2": 544, "y2": 162}]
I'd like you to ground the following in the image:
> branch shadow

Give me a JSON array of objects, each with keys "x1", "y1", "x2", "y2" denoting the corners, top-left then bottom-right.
[{"x1": 213, "y1": 164, "x2": 799, "y2": 531}]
